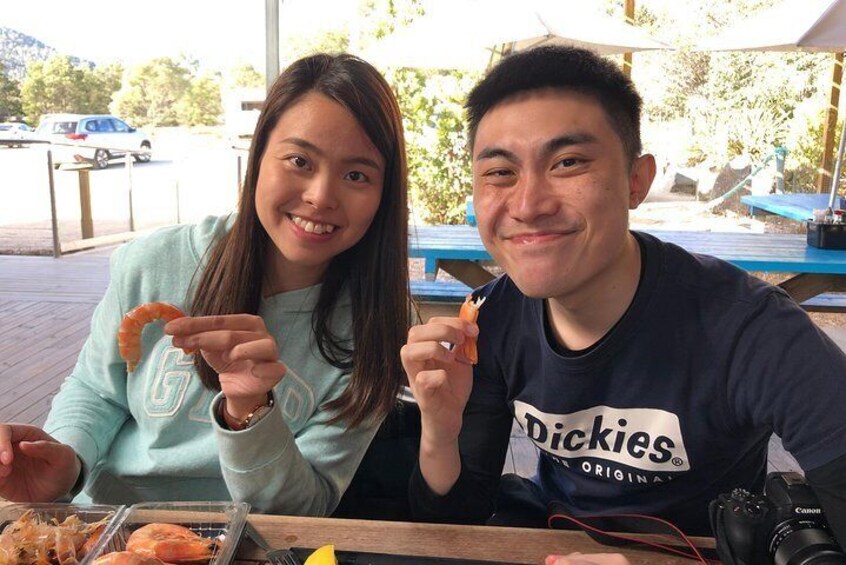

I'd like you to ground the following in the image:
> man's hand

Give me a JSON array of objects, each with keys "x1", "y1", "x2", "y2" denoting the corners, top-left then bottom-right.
[
  {"x1": 401, "y1": 316, "x2": 478, "y2": 494},
  {"x1": 0, "y1": 424, "x2": 82, "y2": 502},
  {"x1": 545, "y1": 553, "x2": 630, "y2": 565},
  {"x1": 401, "y1": 316, "x2": 478, "y2": 448}
]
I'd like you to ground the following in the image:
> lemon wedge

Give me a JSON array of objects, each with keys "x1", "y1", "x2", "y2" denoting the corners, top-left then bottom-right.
[{"x1": 304, "y1": 544, "x2": 337, "y2": 565}]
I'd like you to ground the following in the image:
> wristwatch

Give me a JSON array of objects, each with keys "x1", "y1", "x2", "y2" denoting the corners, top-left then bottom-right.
[{"x1": 220, "y1": 393, "x2": 275, "y2": 431}]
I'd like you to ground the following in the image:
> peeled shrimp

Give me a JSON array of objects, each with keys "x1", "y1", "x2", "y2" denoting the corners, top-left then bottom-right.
[
  {"x1": 0, "y1": 510, "x2": 112, "y2": 565},
  {"x1": 455, "y1": 294, "x2": 486, "y2": 365},
  {"x1": 125, "y1": 524, "x2": 219, "y2": 565},
  {"x1": 118, "y1": 302, "x2": 186, "y2": 372}
]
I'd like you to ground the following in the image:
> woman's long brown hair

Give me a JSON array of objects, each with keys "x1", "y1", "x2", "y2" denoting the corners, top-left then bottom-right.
[{"x1": 190, "y1": 53, "x2": 409, "y2": 427}]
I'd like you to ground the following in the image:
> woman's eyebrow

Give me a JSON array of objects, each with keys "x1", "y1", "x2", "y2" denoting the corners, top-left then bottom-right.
[{"x1": 278, "y1": 137, "x2": 382, "y2": 170}]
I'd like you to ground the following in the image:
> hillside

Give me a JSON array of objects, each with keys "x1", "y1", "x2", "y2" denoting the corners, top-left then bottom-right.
[{"x1": 0, "y1": 26, "x2": 92, "y2": 81}]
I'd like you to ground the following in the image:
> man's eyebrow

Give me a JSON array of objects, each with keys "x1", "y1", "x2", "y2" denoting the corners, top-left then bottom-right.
[
  {"x1": 541, "y1": 133, "x2": 599, "y2": 157},
  {"x1": 278, "y1": 137, "x2": 381, "y2": 170},
  {"x1": 475, "y1": 147, "x2": 519, "y2": 162},
  {"x1": 475, "y1": 133, "x2": 600, "y2": 163}
]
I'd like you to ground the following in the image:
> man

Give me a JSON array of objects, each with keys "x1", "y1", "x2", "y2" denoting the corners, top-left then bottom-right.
[{"x1": 401, "y1": 45, "x2": 846, "y2": 548}]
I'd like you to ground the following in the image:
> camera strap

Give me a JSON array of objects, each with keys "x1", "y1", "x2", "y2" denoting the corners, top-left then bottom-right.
[{"x1": 547, "y1": 506, "x2": 721, "y2": 563}]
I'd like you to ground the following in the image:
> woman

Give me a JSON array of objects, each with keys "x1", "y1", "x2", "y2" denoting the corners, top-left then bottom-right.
[{"x1": 0, "y1": 53, "x2": 409, "y2": 516}]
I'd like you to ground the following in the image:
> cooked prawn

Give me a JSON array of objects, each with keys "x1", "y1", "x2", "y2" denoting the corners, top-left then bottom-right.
[
  {"x1": 126, "y1": 524, "x2": 218, "y2": 565},
  {"x1": 93, "y1": 552, "x2": 166, "y2": 565},
  {"x1": 118, "y1": 302, "x2": 187, "y2": 372},
  {"x1": 455, "y1": 294, "x2": 486, "y2": 365}
]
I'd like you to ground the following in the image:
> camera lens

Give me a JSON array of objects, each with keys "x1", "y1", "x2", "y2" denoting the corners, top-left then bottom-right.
[{"x1": 773, "y1": 526, "x2": 846, "y2": 565}]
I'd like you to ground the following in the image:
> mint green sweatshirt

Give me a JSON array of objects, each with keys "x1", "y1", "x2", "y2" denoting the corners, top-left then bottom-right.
[{"x1": 44, "y1": 215, "x2": 379, "y2": 515}]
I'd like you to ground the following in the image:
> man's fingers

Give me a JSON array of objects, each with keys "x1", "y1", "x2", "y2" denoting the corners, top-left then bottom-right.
[
  {"x1": 407, "y1": 320, "x2": 473, "y2": 347},
  {"x1": 401, "y1": 342, "x2": 457, "y2": 373}
]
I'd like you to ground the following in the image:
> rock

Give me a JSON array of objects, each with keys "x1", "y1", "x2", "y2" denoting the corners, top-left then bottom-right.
[{"x1": 653, "y1": 167, "x2": 698, "y2": 197}]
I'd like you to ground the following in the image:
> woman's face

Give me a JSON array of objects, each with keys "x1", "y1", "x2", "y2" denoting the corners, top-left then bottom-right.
[{"x1": 255, "y1": 92, "x2": 385, "y2": 293}]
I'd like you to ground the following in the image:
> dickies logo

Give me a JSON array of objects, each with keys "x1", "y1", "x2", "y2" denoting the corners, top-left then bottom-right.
[{"x1": 514, "y1": 402, "x2": 689, "y2": 482}]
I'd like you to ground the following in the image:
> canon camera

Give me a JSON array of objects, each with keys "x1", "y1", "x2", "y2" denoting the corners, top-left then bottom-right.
[{"x1": 710, "y1": 472, "x2": 846, "y2": 565}]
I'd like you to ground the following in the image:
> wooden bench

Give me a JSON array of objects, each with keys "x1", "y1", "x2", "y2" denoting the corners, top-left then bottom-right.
[
  {"x1": 801, "y1": 293, "x2": 846, "y2": 313},
  {"x1": 410, "y1": 279, "x2": 472, "y2": 302}
]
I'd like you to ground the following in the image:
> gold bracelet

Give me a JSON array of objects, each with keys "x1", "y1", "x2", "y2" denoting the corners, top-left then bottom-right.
[{"x1": 220, "y1": 393, "x2": 274, "y2": 431}]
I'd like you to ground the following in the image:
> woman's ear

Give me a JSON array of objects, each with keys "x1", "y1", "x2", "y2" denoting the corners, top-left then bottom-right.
[{"x1": 629, "y1": 153, "x2": 656, "y2": 209}]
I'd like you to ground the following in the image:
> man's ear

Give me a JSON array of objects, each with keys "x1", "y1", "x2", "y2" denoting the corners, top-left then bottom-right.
[{"x1": 629, "y1": 153, "x2": 656, "y2": 209}]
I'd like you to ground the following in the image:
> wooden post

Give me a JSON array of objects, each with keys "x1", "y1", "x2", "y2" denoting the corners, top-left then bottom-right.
[
  {"x1": 125, "y1": 153, "x2": 135, "y2": 232},
  {"x1": 78, "y1": 168, "x2": 94, "y2": 239},
  {"x1": 622, "y1": 0, "x2": 636, "y2": 78},
  {"x1": 46, "y1": 150, "x2": 61, "y2": 258},
  {"x1": 817, "y1": 52, "x2": 843, "y2": 193}
]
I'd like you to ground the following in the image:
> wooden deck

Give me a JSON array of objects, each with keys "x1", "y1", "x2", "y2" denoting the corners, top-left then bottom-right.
[{"x1": 0, "y1": 250, "x2": 800, "y2": 476}]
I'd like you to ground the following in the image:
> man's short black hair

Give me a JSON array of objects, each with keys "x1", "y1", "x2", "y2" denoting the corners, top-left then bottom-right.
[{"x1": 465, "y1": 45, "x2": 643, "y2": 161}]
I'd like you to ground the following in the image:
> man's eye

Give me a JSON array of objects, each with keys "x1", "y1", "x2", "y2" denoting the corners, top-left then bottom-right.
[
  {"x1": 485, "y1": 169, "x2": 512, "y2": 177},
  {"x1": 288, "y1": 156, "x2": 308, "y2": 168},
  {"x1": 555, "y1": 158, "x2": 581, "y2": 168},
  {"x1": 346, "y1": 170, "x2": 369, "y2": 182}
]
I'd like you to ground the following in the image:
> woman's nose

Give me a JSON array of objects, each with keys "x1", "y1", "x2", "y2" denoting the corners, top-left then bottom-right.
[{"x1": 302, "y1": 174, "x2": 338, "y2": 210}]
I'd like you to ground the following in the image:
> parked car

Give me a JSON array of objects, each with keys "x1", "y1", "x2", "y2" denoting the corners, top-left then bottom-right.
[
  {"x1": 0, "y1": 122, "x2": 35, "y2": 147},
  {"x1": 35, "y1": 114, "x2": 152, "y2": 169}
]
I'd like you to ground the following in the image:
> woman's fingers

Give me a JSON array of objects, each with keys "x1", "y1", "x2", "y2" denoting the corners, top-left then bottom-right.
[
  {"x1": 250, "y1": 361, "x2": 288, "y2": 380},
  {"x1": 165, "y1": 314, "x2": 265, "y2": 336},
  {"x1": 171, "y1": 330, "x2": 270, "y2": 353}
]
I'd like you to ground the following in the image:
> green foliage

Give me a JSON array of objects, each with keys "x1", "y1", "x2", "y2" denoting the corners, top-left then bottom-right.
[
  {"x1": 20, "y1": 56, "x2": 119, "y2": 123},
  {"x1": 0, "y1": 63, "x2": 22, "y2": 120},
  {"x1": 387, "y1": 68, "x2": 478, "y2": 224},
  {"x1": 112, "y1": 57, "x2": 221, "y2": 127},
  {"x1": 112, "y1": 57, "x2": 191, "y2": 126},
  {"x1": 230, "y1": 64, "x2": 264, "y2": 88},
  {"x1": 784, "y1": 111, "x2": 844, "y2": 193},
  {"x1": 176, "y1": 73, "x2": 223, "y2": 126}
]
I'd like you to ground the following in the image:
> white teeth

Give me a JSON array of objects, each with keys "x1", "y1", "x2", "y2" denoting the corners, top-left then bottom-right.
[{"x1": 291, "y1": 215, "x2": 335, "y2": 234}]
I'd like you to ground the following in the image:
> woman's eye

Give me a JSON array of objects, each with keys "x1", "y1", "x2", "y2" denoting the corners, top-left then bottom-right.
[
  {"x1": 345, "y1": 170, "x2": 369, "y2": 182},
  {"x1": 288, "y1": 155, "x2": 308, "y2": 168}
]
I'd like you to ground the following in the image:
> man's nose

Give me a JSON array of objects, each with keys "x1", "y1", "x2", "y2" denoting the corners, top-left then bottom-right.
[
  {"x1": 302, "y1": 174, "x2": 338, "y2": 209},
  {"x1": 511, "y1": 171, "x2": 557, "y2": 221}
]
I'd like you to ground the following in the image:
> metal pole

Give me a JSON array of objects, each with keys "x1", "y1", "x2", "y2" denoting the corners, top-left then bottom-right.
[
  {"x1": 829, "y1": 118, "x2": 846, "y2": 209},
  {"x1": 125, "y1": 153, "x2": 135, "y2": 232},
  {"x1": 46, "y1": 149, "x2": 61, "y2": 258},
  {"x1": 774, "y1": 146, "x2": 787, "y2": 194},
  {"x1": 265, "y1": 0, "x2": 280, "y2": 93}
]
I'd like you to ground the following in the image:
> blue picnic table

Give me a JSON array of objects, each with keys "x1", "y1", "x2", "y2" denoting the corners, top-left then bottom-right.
[
  {"x1": 409, "y1": 225, "x2": 846, "y2": 309},
  {"x1": 741, "y1": 193, "x2": 846, "y2": 222}
]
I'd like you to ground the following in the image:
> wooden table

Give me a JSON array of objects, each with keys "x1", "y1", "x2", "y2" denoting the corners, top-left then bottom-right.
[
  {"x1": 741, "y1": 193, "x2": 846, "y2": 222},
  {"x1": 409, "y1": 226, "x2": 846, "y2": 306},
  {"x1": 242, "y1": 514, "x2": 713, "y2": 565}
]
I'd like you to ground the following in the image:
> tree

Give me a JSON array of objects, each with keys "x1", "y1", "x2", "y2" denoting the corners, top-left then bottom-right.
[
  {"x1": 0, "y1": 63, "x2": 22, "y2": 120},
  {"x1": 20, "y1": 56, "x2": 122, "y2": 124},
  {"x1": 177, "y1": 73, "x2": 223, "y2": 126},
  {"x1": 112, "y1": 57, "x2": 193, "y2": 126},
  {"x1": 229, "y1": 64, "x2": 264, "y2": 88}
]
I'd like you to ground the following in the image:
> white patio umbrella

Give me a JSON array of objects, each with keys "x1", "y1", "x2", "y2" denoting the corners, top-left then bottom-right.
[
  {"x1": 694, "y1": 0, "x2": 846, "y2": 208},
  {"x1": 359, "y1": 0, "x2": 672, "y2": 72}
]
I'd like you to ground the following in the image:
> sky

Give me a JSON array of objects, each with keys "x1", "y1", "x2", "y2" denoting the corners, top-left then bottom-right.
[{"x1": 1, "y1": 0, "x2": 359, "y2": 71}]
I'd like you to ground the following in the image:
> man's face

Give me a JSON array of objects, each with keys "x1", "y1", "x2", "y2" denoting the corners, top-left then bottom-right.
[{"x1": 472, "y1": 89, "x2": 653, "y2": 301}]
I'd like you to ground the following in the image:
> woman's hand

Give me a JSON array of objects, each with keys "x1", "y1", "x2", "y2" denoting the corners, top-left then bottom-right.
[
  {"x1": 0, "y1": 424, "x2": 81, "y2": 502},
  {"x1": 545, "y1": 553, "x2": 630, "y2": 565},
  {"x1": 165, "y1": 314, "x2": 287, "y2": 419}
]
